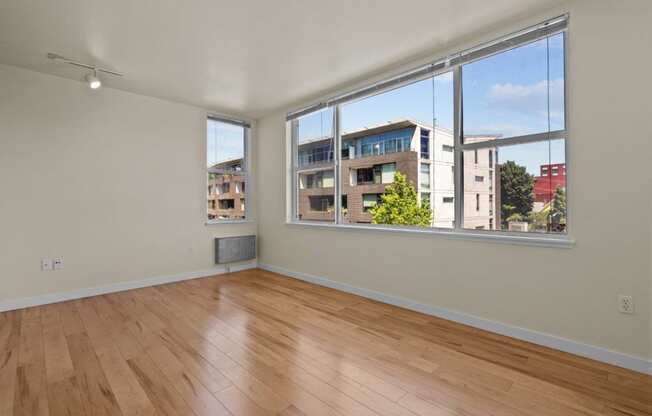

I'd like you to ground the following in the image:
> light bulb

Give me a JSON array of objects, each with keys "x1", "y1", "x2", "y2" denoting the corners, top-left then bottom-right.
[{"x1": 85, "y1": 72, "x2": 101, "y2": 89}]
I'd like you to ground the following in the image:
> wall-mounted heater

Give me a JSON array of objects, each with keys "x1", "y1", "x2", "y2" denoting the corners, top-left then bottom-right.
[{"x1": 215, "y1": 235, "x2": 256, "y2": 264}]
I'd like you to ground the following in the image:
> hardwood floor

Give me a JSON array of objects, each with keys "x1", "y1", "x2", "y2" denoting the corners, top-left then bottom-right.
[{"x1": 1, "y1": 268, "x2": 650, "y2": 416}]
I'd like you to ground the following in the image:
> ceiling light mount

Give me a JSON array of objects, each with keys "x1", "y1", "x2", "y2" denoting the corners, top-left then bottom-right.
[{"x1": 47, "y1": 52, "x2": 123, "y2": 89}]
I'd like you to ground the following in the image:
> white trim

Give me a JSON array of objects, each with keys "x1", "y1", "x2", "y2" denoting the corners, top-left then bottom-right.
[
  {"x1": 258, "y1": 263, "x2": 651, "y2": 375},
  {"x1": 285, "y1": 221, "x2": 574, "y2": 249},
  {"x1": 0, "y1": 261, "x2": 257, "y2": 313},
  {"x1": 205, "y1": 220, "x2": 255, "y2": 225}
]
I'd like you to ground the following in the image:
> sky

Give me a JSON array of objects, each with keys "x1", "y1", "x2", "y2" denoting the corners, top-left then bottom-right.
[
  {"x1": 295, "y1": 33, "x2": 566, "y2": 175},
  {"x1": 207, "y1": 120, "x2": 244, "y2": 167}
]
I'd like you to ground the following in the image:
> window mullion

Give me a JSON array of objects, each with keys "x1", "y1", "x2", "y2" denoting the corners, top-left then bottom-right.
[
  {"x1": 334, "y1": 105, "x2": 341, "y2": 225},
  {"x1": 453, "y1": 66, "x2": 464, "y2": 231}
]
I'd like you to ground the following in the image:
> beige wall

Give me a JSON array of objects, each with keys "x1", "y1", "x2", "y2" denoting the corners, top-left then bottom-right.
[
  {"x1": 256, "y1": 0, "x2": 652, "y2": 359},
  {"x1": 0, "y1": 64, "x2": 256, "y2": 301}
]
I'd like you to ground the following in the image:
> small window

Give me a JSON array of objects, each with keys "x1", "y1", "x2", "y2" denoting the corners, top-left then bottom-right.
[
  {"x1": 474, "y1": 149, "x2": 478, "y2": 164},
  {"x1": 420, "y1": 163, "x2": 430, "y2": 189},
  {"x1": 443, "y1": 197, "x2": 454, "y2": 203},
  {"x1": 357, "y1": 167, "x2": 375, "y2": 184},
  {"x1": 476, "y1": 194, "x2": 480, "y2": 211},
  {"x1": 420, "y1": 130, "x2": 430, "y2": 159},
  {"x1": 219, "y1": 199, "x2": 235, "y2": 209},
  {"x1": 362, "y1": 193, "x2": 382, "y2": 212},
  {"x1": 309, "y1": 195, "x2": 334, "y2": 212},
  {"x1": 207, "y1": 117, "x2": 248, "y2": 221},
  {"x1": 475, "y1": 175, "x2": 484, "y2": 182},
  {"x1": 442, "y1": 145, "x2": 454, "y2": 152}
]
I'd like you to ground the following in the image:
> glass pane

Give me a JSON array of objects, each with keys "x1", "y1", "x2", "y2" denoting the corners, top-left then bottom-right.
[
  {"x1": 339, "y1": 78, "x2": 434, "y2": 226},
  {"x1": 462, "y1": 33, "x2": 565, "y2": 141},
  {"x1": 463, "y1": 139, "x2": 566, "y2": 233},
  {"x1": 294, "y1": 108, "x2": 335, "y2": 222},
  {"x1": 207, "y1": 119, "x2": 246, "y2": 221},
  {"x1": 432, "y1": 71, "x2": 455, "y2": 228}
]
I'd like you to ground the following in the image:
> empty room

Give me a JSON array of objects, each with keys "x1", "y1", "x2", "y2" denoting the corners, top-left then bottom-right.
[{"x1": 1, "y1": 0, "x2": 651, "y2": 415}]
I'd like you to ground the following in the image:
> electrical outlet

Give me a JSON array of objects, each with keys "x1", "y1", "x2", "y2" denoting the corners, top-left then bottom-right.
[
  {"x1": 41, "y1": 258, "x2": 52, "y2": 271},
  {"x1": 53, "y1": 257, "x2": 64, "y2": 270},
  {"x1": 618, "y1": 295, "x2": 634, "y2": 314}
]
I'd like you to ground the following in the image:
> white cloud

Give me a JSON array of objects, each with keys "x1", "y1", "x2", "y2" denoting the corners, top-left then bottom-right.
[{"x1": 487, "y1": 78, "x2": 564, "y2": 115}]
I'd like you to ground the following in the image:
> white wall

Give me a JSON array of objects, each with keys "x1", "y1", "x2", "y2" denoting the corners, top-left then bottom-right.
[
  {"x1": 0, "y1": 64, "x2": 256, "y2": 303},
  {"x1": 256, "y1": 0, "x2": 652, "y2": 362}
]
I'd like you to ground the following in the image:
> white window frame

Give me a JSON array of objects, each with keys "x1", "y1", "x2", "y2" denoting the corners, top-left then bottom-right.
[
  {"x1": 206, "y1": 114, "x2": 252, "y2": 225},
  {"x1": 285, "y1": 15, "x2": 573, "y2": 248}
]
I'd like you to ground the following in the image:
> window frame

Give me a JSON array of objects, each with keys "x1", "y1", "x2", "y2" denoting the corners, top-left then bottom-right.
[
  {"x1": 285, "y1": 15, "x2": 572, "y2": 248},
  {"x1": 206, "y1": 114, "x2": 252, "y2": 225}
]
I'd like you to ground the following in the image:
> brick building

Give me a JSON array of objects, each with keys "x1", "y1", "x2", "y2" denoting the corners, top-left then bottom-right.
[
  {"x1": 296, "y1": 119, "x2": 500, "y2": 229},
  {"x1": 207, "y1": 158, "x2": 246, "y2": 220}
]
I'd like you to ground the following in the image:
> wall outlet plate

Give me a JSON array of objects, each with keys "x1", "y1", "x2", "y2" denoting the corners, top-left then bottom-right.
[
  {"x1": 618, "y1": 295, "x2": 634, "y2": 314},
  {"x1": 53, "y1": 257, "x2": 64, "y2": 270},
  {"x1": 41, "y1": 258, "x2": 52, "y2": 271}
]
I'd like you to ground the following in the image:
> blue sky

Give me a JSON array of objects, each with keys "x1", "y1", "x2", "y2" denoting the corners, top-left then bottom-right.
[
  {"x1": 207, "y1": 120, "x2": 244, "y2": 167},
  {"x1": 296, "y1": 33, "x2": 566, "y2": 175}
]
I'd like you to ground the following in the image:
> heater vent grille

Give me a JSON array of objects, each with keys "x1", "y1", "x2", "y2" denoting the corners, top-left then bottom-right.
[{"x1": 215, "y1": 235, "x2": 256, "y2": 264}]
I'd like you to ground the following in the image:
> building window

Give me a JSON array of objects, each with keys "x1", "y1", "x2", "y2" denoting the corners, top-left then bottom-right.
[
  {"x1": 362, "y1": 194, "x2": 382, "y2": 212},
  {"x1": 357, "y1": 167, "x2": 375, "y2": 184},
  {"x1": 207, "y1": 116, "x2": 249, "y2": 222},
  {"x1": 420, "y1": 130, "x2": 430, "y2": 159},
  {"x1": 219, "y1": 199, "x2": 235, "y2": 209},
  {"x1": 309, "y1": 195, "x2": 334, "y2": 212},
  {"x1": 420, "y1": 163, "x2": 430, "y2": 189},
  {"x1": 287, "y1": 16, "x2": 568, "y2": 237}
]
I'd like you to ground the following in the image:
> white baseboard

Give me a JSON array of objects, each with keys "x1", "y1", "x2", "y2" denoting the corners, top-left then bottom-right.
[
  {"x1": 258, "y1": 263, "x2": 652, "y2": 376},
  {"x1": 0, "y1": 261, "x2": 257, "y2": 313}
]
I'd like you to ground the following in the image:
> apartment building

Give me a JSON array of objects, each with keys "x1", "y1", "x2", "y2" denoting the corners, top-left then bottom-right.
[
  {"x1": 207, "y1": 158, "x2": 246, "y2": 220},
  {"x1": 534, "y1": 163, "x2": 566, "y2": 206},
  {"x1": 296, "y1": 119, "x2": 499, "y2": 229}
]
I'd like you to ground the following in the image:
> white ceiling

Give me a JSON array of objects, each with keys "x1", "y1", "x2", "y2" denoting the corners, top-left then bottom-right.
[{"x1": 0, "y1": 0, "x2": 563, "y2": 118}]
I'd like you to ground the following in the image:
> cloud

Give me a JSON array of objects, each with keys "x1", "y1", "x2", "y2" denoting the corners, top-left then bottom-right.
[{"x1": 487, "y1": 78, "x2": 564, "y2": 117}]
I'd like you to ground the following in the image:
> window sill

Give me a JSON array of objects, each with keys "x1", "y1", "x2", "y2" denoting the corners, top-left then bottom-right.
[
  {"x1": 285, "y1": 221, "x2": 574, "y2": 249},
  {"x1": 206, "y1": 219, "x2": 255, "y2": 225}
]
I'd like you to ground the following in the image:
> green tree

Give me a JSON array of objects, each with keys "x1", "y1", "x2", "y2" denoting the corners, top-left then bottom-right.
[
  {"x1": 500, "y1": 161, "x2": 534, "y2": 225},
  {"x1": 550, "y1": 186, "x2": 566, "y2": 230},
  {"x1": 551, "y1": 186, "x2": 566, "y2": 219},
  {"x1": 369, "y1": 172, "x2": 431, "y2": 226}
]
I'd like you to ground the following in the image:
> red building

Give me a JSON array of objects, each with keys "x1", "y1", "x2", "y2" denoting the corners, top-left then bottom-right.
[{"x1": 533, "y1": 163, "x2": 566, "y2": 204}]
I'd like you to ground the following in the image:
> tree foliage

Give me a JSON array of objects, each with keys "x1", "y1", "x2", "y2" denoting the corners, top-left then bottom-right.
[
  {"x1": 551, "y1": 186, "x2": 566, "y2": 222},
  {"x1": 500, "y1": 161, "x2": 534, "y2": 224},
  {"x1": 369, "y1": 171, "x2": 431, "y2": 227}
]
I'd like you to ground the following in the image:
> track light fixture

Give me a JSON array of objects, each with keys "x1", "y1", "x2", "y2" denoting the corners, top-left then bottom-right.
[
  {"x1": 85, "y1": 69, "x2": 102, "y2": 89},
  {"x1": 47, "y1": 53, "x2": 123, "y2": 90}
]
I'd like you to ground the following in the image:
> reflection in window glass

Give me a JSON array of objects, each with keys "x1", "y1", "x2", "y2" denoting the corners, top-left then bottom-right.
[
  {"x1": 207, "y1": 119, "x2": 246, "y2": 221},
  {"x1": 294, "y1": 108, "x2": 335, "y2": 222},
  {"x1": 462, "y1": 33, "x2": 565, "y2": 140}
]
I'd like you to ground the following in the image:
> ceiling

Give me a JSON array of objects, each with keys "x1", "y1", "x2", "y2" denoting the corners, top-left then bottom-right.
[{"x1": 0, "y1": 0, "x2": 564, "y2": 119}]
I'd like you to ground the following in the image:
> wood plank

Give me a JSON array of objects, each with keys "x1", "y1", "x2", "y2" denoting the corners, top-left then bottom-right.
[{"x1": 0, "y1": 268, "x2": 650, "y2": 416}]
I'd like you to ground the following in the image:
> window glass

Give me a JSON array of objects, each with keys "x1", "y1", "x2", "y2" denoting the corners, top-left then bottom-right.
[
  {"x1": 463, "y1": 139, "x2": 566, "y2": 232},
  {"x1": 287, "y1": 21, "x2": 567, "y2": 238},
  {"x1": 462, "y1": 33, "x2": 565, "y2": 140},
  {"x1": 207, "y1": 118, "x2": 246, "y2": 221},
  {"x1": 294, "y1": 108, "x2": 335, "y2": 222}
]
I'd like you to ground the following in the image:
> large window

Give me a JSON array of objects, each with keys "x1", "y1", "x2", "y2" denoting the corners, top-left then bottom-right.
[
  {"x1": 207, "y1": 116, "x2": 249, "y2": 222},
  {"x1": 287, "y1": 16, "x2": 568, "y2": 238}
]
